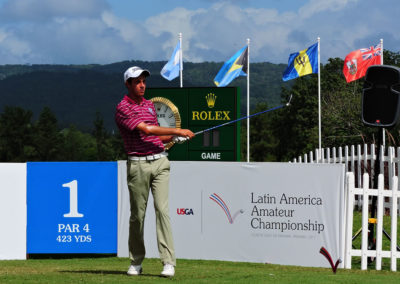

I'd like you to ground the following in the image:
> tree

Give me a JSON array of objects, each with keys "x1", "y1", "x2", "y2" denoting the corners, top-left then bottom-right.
[
  {"x1": 271, "y1": 76, "x2": 319, "y2": 161},
  {"x1": 320, "y1": 58, "x2": 373, "y2": 147},
  {"x1": 270, "y1": 52, "x2": 400, "y2": 161},
  {"x1": 93, "y1": 112, "x2": 110, "y2": 161},
  {"x1": 33, "y1": 106, "x2": 63, "y2": 161},
  {"x1": 383, "y1": 50, "x2": 400, "y2": 66},
  {"x1": 60, "y1": 125, "x2": 97, "y2": 161},
  {"x1": 92, "y1": 112, "x2": 125, "y2": 160},
  {"x1": 109, "y1": 130, "x2": 126, "y2": 160},
  {"x1": 248, "y1": 103, "x2": 279, "y2": 161},
  {"x1": 0, "y1": 106, "x2": 35, "y2": 162}
]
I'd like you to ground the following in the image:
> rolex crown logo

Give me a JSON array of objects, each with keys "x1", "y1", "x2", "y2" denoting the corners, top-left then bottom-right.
[{"x1": 206, "y1": 93, "x2": 217, "y2": 108}]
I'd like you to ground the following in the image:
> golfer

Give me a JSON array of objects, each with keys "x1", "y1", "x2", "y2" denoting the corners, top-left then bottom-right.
[{"x1": 115, "y1": 66, "x2": 194, "y2": 277}]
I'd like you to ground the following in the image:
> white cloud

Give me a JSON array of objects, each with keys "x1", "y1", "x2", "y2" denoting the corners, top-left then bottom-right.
[
  {"x1": 145, "y1": 7, "x2": 202, "y2": 59},
  {"x1": 0, "y1": 28, "x2": 32, "y2": 63},
  {"x1": 298, "y1": 0, "x2": 359, "y2": 19},
  {"x1": 147, "y1": 2, "x2": 297, "y2": 62},
  {"x1": 0, "y1": 0, "x2": 399, "y2": 64},
  {"x1": 102, "y1": 11, "x2": 142, "y2": 43}
]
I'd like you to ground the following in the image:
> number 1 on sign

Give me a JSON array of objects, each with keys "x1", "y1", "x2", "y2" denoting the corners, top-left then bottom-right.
[{"x1": 63, "y1": 180, "x2": 84, "y2": 218}]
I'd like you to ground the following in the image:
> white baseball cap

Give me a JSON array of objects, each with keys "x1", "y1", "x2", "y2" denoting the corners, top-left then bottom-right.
[{"x1": 124, "y1": 66, "x2": 150, "y2": 82}]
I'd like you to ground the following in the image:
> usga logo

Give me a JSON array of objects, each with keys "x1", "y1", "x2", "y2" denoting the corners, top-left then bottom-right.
[{"x1": 177, "y1": 208, "x2": 194, "y2": 215}]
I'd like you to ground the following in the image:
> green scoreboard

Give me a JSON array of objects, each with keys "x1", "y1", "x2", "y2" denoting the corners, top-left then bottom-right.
[{"x1": 146, "y1": 87, "x2": 241, "y2": 161}]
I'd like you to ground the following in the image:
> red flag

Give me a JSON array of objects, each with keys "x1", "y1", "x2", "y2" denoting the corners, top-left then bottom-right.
[{"x1": 343, "y1": 43, "x2": 382, "y2": 83}]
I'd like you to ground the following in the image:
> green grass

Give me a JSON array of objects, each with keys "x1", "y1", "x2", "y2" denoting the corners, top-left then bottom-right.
[
  {"x1": 1, "y1": 211, "x2": 400, "y2": 283},
  {"x1": 0, "y1": 256, "x2": 400, "y2": 284},
  {"x1": 352, "y1": 210, "x2": 400, "y2": 251},
  {"x1": 350, "y1": 210, "x2": 400, "y2": 273}
]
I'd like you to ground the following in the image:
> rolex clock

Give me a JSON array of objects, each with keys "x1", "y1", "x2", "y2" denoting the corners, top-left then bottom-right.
[{"x1": 150, "y1": 97, "x2": 181, "y2": 150}]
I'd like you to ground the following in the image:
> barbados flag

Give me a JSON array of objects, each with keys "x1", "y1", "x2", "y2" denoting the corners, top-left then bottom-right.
[
  {"x1": 282, "y1": 42, "x2": 318, "y2": 81},
  {"x1": 214, "y1": 45, "x2": 248, "y2": 87}
]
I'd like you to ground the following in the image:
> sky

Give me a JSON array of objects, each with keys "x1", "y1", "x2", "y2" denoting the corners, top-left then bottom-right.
[{"x1": 0, "y1": 0, "x2": 399, "y2": 65}]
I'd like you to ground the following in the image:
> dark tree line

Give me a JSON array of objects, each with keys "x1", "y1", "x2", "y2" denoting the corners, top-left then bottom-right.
[
  {"x1": 2, "y1": 50, "x2": 400, "y2": 162},
  {"x1": 0, "y1": 106, "x2": 125, "y2": 162},
  {"x1": 0, "y1": 61, "x2": 287, "y2": 131}
]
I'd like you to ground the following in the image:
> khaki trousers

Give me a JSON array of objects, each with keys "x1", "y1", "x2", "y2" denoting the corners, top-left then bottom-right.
[{"x1": 127, "y1": 157, "x2": 176, "y2": 266}]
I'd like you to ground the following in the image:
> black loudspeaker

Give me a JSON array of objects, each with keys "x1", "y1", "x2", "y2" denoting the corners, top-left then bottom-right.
[{"x1": 362, "y1": 65, "x2": 400, "y2": 127}]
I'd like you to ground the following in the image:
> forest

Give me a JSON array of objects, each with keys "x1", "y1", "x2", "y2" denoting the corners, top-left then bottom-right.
[{"x1": 0, "y1": 50, "x2": 400, "y2": 162}]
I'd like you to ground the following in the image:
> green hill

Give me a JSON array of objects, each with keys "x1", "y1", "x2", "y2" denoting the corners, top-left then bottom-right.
[{"x1": 0, "y1": 61, "x2": 290, "y2": 131}]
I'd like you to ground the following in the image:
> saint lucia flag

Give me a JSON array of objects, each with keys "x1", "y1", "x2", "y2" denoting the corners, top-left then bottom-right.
[
  {"x1": 282, "y1": 42, "x2": 318, "y2": 81},
  {"x1": 161, "y1": 41, "x2": 181, "y2": 81},
  {"x1": 214, "y1": 45, "x2": 248, "y2": 87}
]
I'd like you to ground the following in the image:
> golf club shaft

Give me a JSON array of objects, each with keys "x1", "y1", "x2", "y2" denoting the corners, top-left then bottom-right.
[{"x1": 194, "y1": 95, "x2": 292, "y2": 136}]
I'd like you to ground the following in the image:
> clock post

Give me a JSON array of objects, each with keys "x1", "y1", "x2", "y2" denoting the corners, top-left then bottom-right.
[{"x1": 147, "y1": 87, "x2": 240, "y2": 162}]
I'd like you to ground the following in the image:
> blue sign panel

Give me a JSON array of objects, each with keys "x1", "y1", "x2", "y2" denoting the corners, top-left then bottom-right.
[{"x1": 27, "y1": 162, "x2": 117, "y2": 253}]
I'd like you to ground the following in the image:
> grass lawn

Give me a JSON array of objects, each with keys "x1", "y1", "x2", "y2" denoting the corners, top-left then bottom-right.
[
  {"x1": 351, "y1": 210, "x2": 400, "y2": 251},
  {"x1": 1, "y1": 256, "x2": 400, "y2": 284},
  {"x1": 1, "y1": 211, "x2": 400, "y2": 283}
]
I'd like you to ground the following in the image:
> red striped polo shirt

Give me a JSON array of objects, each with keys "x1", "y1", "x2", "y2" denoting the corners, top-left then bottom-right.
[{"x1": 115, "y1": 95, "x2": 165, "y2": 156}]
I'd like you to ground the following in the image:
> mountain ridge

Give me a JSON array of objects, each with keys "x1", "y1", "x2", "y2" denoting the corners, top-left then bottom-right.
[{"x1": 0, "y1": 60, "x2": 290, "y2": 131}]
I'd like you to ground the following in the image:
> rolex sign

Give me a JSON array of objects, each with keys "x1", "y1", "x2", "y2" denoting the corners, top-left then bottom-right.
[{"x1": 146, "y1": 87, "x2": 240, "y2": 161}]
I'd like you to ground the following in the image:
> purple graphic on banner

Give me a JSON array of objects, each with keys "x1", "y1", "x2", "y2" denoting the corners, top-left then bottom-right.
[{"x1": 209, "y1": 193, "x2": 244, "y2": 224}]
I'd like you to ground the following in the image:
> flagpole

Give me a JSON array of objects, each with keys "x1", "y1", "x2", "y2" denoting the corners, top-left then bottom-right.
[
  {"x1": 381, "y1": 38, "x2": 385, "y2": 147},
  {"x1": 317, "y1": 37, "x2": 321, "y2": 161},
  {"x1": 179, "y1": 32, "x2": 183, "y2": 88},
  {"x1": 247, "y1": 38, "x2": 250, "y2": 163}
]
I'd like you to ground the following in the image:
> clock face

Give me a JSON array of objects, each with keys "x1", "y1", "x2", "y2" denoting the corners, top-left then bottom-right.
[
  {"x1": 150, "y1": 97, "x2": 181, "y2": 129},
  {"x1": 153, "y1": 101, "x2": 178, "y2": 128},
  {"x1": 150, "y1": 97, "x2": 181, "y2": 150}
]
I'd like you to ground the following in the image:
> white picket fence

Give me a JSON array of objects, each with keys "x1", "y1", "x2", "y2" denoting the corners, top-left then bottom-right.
[
  {"x1": 293, "y1": 144, "x2": 400, "y2": 213},
  {"x1": 293, "y1": 144, "x2": 400, "y2": 270},
  {"x1": 345, "y1": 172, "x2": 400, "y2": 271}
]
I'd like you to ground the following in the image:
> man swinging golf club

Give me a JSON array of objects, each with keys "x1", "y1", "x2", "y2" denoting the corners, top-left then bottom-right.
[{"x1": 115, "y1": 66, "x2": 194, "y2": 277}]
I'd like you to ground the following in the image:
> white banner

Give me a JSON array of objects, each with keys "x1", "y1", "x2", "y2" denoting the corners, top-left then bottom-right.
[
  {"x1": 0, "y1": 163, "x2": 27, "y2": 260},
  {"x1": 118, "y1": 161, "x2": 345, "y2": 268}
]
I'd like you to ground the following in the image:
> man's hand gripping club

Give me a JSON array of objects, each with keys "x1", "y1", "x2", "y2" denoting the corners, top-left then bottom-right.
[{"x1": 172, "y1": 129, "x2": 194, "y2": 144}]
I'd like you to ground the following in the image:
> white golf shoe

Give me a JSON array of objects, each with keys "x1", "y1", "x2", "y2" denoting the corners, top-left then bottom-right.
[
  {"x1": 127, "y1": 264, "x2": 142, "y2": 276},
  {"x1": 161, "y1": 263, "x2": 175, "y2": 277}
]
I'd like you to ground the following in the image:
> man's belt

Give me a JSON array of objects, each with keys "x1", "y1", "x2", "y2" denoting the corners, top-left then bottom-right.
[{"x1": 128, "y1": 152, "x2": 168, "y2": 161}]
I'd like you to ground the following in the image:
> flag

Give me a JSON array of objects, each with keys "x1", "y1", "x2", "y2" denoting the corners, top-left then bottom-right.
[
  {"x1": 161, "y1": 41, "x2": 181, "y2": 81},
  {"x1": 343, "y1": 43, "x2": 382, "y2": 83},
  {"x1": 282, "y1": 42, "x2": 318, "y2": 81},
  {"x1": 214, "y1": 45, "x2": 248, "y2": 87}
]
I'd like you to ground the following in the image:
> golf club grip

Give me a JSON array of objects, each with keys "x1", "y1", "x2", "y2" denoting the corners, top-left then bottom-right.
[{"x1": 164, "y1": 140, "x2": 176, "y2": 150}]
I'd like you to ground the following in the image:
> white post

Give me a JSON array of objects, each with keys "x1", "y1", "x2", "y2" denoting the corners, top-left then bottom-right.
[
  {"x1": 361, "y1": 173, "x2": 369, "y2": 270},
  {"x1": 363, "y1": 144, "x2": 368, "y2": 176},
  {"x1": 247, "y1": 38, "x2": 250, "y2": 163},
  {"x1": 332, "y1": 147, "x2": 337, "y2": 163},
  {"x1": 344, "y1": 172, "x2": 355, "y2": 269},
  {"x1": 179, "y1": 32, "x2": 183, "y2": 88},
  {"x1": 371, "y1": 144, "x2": 376, "y2": 187},
  {"x1": 380, "y1": 39, "x2": 385, "y2": 146},
  {"x1": 391, "y1": 176, "x2": 398, "y2": 271},
  {"x1": 318, "y1": 37, "x2": 322, "y2": 158},
  {"x1": 357, "y1": 144, "x2": 362, "y2": 188},
  {"x1": 375, "y1": 175, "x2": 384, "y2": 270}
]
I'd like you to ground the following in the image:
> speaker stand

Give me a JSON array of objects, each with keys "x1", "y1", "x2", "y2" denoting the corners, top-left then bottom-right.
[{"x1": 352, "y1": 129, "x2": 400, "y2": 263}]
